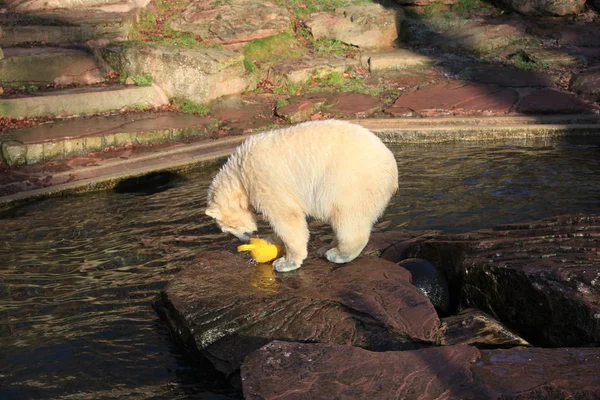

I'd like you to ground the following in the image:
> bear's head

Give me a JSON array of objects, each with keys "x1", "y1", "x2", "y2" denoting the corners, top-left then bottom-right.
[{"x1": 205, "y1": 192, "x2": 257, "y2": 243}]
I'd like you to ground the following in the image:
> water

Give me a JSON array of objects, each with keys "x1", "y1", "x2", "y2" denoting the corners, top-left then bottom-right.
[{"x1": 1, "y1": 137, "x2": 599, "y2": 399}]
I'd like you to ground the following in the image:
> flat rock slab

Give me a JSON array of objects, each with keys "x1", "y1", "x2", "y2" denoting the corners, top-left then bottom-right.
[
  {"x1": 361, "y1": 49, "x2": 436, "y2": 72},
  {"x1": 305, "y1": 4, "x2": 401, "y2": 50},
  {"x1": 322, "y1": 92, "x2": 382, "y2": 118},
  {"x1": 570, "y1": 67, "x2": 600, "y2": 102},
  {"x1": 0, "y1": 84, "x2": 166, "y2": 118},
  {"x1": 242, "y1": 341, "x2": 600, "y2": 399},
  {"x1": 170, "y1": 0, "x2": 290, "y2": 45},
  {"x1": 460, "y1": 65, "x2": 553, "y2": 88},
  {"x1": 154, "y1": 251, "x2": 441, "y2": 376},
  {"x1": 0, "y1": 47, "x2": 103, "y2": 87},
  {"x1": 268, "y1": 56, "x2": 359, "y2": 86},
  {"x1": 275, "y1": 92, "x2": 383, "y2": 122},
  {"x1": 386, "y1": 81, "x2": 518, "y2": 117},
  {"x1": 494, "y1": 0, "x2": 587, "y2": 16},
  {"x1": 517, "y1": 89, "x2": 594, "y2": 114},
  {"x1": 436, "y1": 21, "x2": 533, "y2": 55},
  {"x1": 7, "y1": 112, "x2": 216, "y2": 143}
]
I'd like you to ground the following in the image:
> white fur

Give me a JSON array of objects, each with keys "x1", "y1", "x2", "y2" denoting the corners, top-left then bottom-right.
[{"x1": 206, "y1": 120, "x2": 399, "y2": 272}]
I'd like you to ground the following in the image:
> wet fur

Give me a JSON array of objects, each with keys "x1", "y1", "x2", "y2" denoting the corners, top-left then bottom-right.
[{"x1": 206, "y1": 120, "x2": 399, "y2": 272}]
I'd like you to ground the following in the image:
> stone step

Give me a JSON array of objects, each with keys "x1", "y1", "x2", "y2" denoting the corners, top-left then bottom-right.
[
  {"x1": 0, "y1": 9, "x2": 134, "y2": 47},
  {"x1": 0, "y1": 84, "x2": 167, "y2": 118},
  {"x1": 1, "y1": 112, "x2": 218, "y2": 167},
  {"x1": 0, "y1": 47, "x2": 104, "y2": 87}
]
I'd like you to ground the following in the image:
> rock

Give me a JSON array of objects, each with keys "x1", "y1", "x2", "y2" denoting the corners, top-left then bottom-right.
[
  {"x1": 398, "y1": 258, "x2": 450, "y2": 315},
  {"x1": 394, "y1": 0, "x2": 458, "y2": 3},
  {"x1": 442, "y1": 308, "x2": 530, "y2": 348},
  {"x1": 305, "y1": 4, "x2": 402, "y2": 50},
  {"x1": 526, "y1": 48, "x2": 587, "y2": 68},
  {"x1": 170, "y1": 0, "x2": 290, "y2": 45},
  {"x1": 153, "y1": 251, "x2": 442, "y2": 376},
  {"x1": 528, "y1": 20, "x2": 600, "y2": 47},
  {"x1": 385, "y1": 81, "x2": 518, "y2": 117},
  {"x1": 493, "y1": 0, "x2": 587, "y2": 15},
  {"x1": 436, "y1": 22, "x2": 534, "y2": 55},
  {"x1": 241, "y1": 341, "x2": 600, "y2": 399},
  {"x1": 101, "y1": 44, "x2": 256, "y2": 103},
  {"x1": 268, "y1": 56, "x2": 359, "y2": 86},
  {"x1": 322, "y1": 92, "x2": 382, "y2": 118},
  {"x1": 459, "y1": 65, "x2": 553, "y2": 87},
  {"x1": 2, "y1": 0, "x2": 143, "y2": 12},
  {"x1": 275, "y1": 93, "x2": 332, "y2": 123},
  {"x1": 0, "y1": 47, "x2": 104, "y2": 87},
  {"x1": 209, "y1": 95, "x2": 274, "y2": 133},
  {"x1": 394, "y1": 214, "x2": 600, "y2": 347},
  {"x1": 517, "y1": 88, "x2": 593, "y2": 114},
  {"x1": 570, "y1": 66, "x2": 600, "y2": 102},
  {"x1": 360, "y1": 49, "x2": 436, "y2": 72}
]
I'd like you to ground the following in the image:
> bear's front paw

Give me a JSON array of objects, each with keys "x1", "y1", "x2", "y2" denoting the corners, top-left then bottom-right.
[
  {"x1": 325, "y1": 248, "x2": 356, "y2": 264},
  {"x1": 273, "y1": 257, "x2": 301, "y2": 273}
]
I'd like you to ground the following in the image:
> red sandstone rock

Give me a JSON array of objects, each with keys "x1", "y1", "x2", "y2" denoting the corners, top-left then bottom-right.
[
  {"x1": 242, "y1": 341, "x2": 600, "y2": 399},
  {"x1": 170, "y1": 0, "x2": 291, "y2": 45},
  {"x1": 384, "y1": 214, "x2": 600, "y2": 347},
  {"x1": 570, "y1": 67, "x2": 600, "y2": 102},
  {"x1": 154, "y1": 252, "x2": 442, "y2": 376},
  {"x1": 493, "y1": 0, "x2": 587, "y2": 16},
  {"x1": 517, "y1": 89, "x2": 593, "y2": 114},
  {"x1": 386, "y1": 81, "x2": 518, "y2": 117}
]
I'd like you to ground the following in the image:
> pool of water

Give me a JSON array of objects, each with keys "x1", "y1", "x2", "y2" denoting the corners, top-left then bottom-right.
[{"x1": 1, "y1": 137, "x2": 599, "y2": 399}]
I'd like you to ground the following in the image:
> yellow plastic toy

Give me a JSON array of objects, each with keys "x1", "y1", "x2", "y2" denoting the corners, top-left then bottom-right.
[{"x1": 237, "y1": 237, "x2": 284, "y2": 263}]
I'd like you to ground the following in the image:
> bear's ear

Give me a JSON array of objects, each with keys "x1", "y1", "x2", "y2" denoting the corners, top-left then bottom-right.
[{"x1": 205, "y1": 207, "x2": 220, "y2": 219}]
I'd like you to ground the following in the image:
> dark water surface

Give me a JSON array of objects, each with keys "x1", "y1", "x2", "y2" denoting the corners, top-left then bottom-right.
[{"x1": 1, "y1": 137, "x2": 599, "y2": 399}]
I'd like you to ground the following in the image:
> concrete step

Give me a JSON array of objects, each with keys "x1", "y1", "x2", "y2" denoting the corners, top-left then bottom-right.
[
  {"x1": 1, "y1": 112, "x2": 218, "y2": 166},
  {"x1": 0, "y1": 47, "x2": 104, "y2": 87},
  {"x1": 0, "y1": 9, "x2": 134, "y2": 47},
  {"x1": 0, "y1": 84, "x2": 168, "y2": 118}
]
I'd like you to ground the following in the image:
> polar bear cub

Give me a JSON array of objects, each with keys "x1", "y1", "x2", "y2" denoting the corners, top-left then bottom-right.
[{"x1": 205, "y1": 119, "x2": 398, "y2": 272}]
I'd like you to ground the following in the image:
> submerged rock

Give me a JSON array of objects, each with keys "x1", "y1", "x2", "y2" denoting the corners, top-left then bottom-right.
[
  {"x1": 242, "y1": 341, "x2": 600, "y2": 399},
  {"x1": 154, "y1": 251, "x2": 441, "y2": 376},
  {"x1": 398, "y1": 258, "x2": 450, "y2": 316}
]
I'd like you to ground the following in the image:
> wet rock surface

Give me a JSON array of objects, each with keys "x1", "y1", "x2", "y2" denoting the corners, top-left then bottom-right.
[
  {"x1": 241, "y1": 341, "x2": 600, "y2": 400},
  {"x1": 154, "y1": 251, "x2": 441, "y2": 376},
  {"x1": 442, "y1": 308, "x2": 530, "y2": 348},
  {"x1": 392, "y1": 214, "x2": 600, "y2": 347},
  {"x1": 398, "y1": 258, "x2": 450, "y2": 316}
]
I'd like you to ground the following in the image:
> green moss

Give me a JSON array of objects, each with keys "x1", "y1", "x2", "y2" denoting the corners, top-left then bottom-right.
[
  {"x1": 509, "y1": 50, "x2": 549, "y2": 71},
  {"x1": 313, "y1": 38, "x2": 354, "y2": 57},
  {"x1": 275, "y1": 98, "x2": 290, "y2": 109},
  {"x1": 243, "y1": 32, "x2": 305, "y2": 70},
  {"x1": 311, "y1": 71, "x2": 384, "y2": 97},
  {"x1": 120, "y1": 72, "x2": 153, "y2": 86},
  {"x1": 171, "y1": 97, "x2": 210, "y2": 115}
]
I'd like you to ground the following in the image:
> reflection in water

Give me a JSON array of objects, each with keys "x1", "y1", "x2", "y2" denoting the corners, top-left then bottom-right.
[{"x1": 1, "y1": 138, "x2": 599, "y2": 398}]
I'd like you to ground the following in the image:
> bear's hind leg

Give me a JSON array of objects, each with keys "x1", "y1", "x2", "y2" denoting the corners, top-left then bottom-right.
[
  {"x1": 326, "y1": 215, "x2": 372, "y2": 264},
  {"x1": 266, "y1": 208, "x2": 309, "y2": 273}
]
